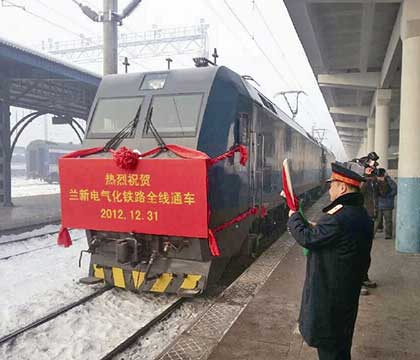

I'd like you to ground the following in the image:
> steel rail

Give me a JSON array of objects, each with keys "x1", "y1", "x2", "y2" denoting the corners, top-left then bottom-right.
[
  {"x1": 0, "y1": 286, "x2": 112, "y2": 346},
  {"x1": 0, "y1": 230, "x2": 60, "y2": 246},
  {"x1": 100, "y1": 297, "x2": 187, "y2": 360},
  {"x1": 0, "y1": 236, "x2": 86, "y2": 261}
]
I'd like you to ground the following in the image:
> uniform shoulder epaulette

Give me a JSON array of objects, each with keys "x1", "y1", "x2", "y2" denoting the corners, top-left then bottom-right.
[{"x1": 327, "y1": 204, "x2": 343, "y2": 215}]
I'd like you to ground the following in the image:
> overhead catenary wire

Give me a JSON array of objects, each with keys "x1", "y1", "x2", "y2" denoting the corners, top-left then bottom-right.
[
  {"x1": 222, "y1": 0, "x2": 290, "y2": 90},
  {"x1": 252, "y1": 0, "x2": 332, "y2": 144},
  {"x1": 201, "y1": 0, "x2": 253, "y2": 55},
  {"x1": 252, "y1": 1, "x2": 317, "y2": 120},
  {"x1": 252, "y1": 1, "x2": 301, "y2": 90},
  {"x1": 34, "y1": 0, "x2": 99, "y2": 35},
  {"x1": 2, "y1": 0, "x2": 83, "y2": 38}
]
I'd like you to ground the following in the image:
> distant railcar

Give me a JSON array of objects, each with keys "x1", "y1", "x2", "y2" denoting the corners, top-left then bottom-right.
[
  {"x1": 72, "y1": 66, "x2": 334, "y2": 295},
  {"x1": 26, "y1": 140, "x2": 80, "y2": 183}
]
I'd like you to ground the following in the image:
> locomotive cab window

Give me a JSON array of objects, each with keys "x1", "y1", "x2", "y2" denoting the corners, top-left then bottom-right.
[
  {"x1": 88, "y1": 97, "x2": 144, "y2": 138},
  {"x1": 143, "y1": 94, "x2": 203, "y2": 137}
]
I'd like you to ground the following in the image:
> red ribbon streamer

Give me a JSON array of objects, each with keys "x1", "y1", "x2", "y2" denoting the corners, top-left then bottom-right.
[
  {"x1": 213, "y1": 207, "x2": 259, "y2": 233},
  {"x1": 207, "y1": 229, "x2": 221, "y2": 257},
  {"x1": 61, "y1": 146, "x2": 105, "y2": 159},
  {"x1": 57, "y1": 226, "x2": 72, "y2": 248},
  {"x1": 208, "y1": 144, "x2": 248, "y2": 166}
]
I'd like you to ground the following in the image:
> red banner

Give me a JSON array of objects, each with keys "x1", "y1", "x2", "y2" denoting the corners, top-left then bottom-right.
[{"x1": 59, "y1": 158, "x2": 208, "y2": 238}]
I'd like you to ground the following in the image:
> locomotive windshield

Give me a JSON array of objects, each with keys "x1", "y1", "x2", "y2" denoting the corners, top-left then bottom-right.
[
  {"x1": 88, "y1": 97, "x2": 144, "y2": 138},
  {"x1": 143, "y1": 94, "x2": 203, "y2": 137}
]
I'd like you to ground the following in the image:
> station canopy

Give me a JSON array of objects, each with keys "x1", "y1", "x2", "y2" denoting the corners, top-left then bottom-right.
[
  {"x1": 284, "y1": 0, "x2": 402, "y2": 152},
  {"x1": 0, "y1": 37, "x2": 101, "y2": 120}
]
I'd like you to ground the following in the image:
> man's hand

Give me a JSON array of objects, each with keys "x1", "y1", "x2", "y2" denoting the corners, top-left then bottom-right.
[
  {"x1": 365, "y1": 167, "x2": 374, "y2": 175},
  {"x1": 289, "y1": 210, "x2": 297, "y2": 217}
]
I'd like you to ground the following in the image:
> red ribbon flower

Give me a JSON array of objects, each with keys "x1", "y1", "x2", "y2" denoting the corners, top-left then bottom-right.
[{"x1": 112, "y1": 146, "x2": 140, "y2": 170}]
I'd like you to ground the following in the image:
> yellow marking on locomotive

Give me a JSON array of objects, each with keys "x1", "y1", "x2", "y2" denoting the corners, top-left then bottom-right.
[
  {"x1": 180, "y1": 275, "x2": 202, "y2": 290},
  {"x1": 93, "y1": 264, "x2": 105, "y2": 279},
  {"x1": 150, "y1": 273, "x2": 173, "y2": 292},
  {"x1": 112, "y1": 267, "x2": 126, "y2": 288},
  {"x1": 132, "y1": 271, "x2": 145, "y2": 288}
]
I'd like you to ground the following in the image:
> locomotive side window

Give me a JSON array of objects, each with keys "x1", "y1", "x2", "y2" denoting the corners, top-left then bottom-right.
[
  {"x1": 234, "y1": 112, "x2": 250, "y2": 145},
  {"x1": 143, "y1": 94, "x2": 203, "y2": 137},
  {"x1": 88, "y1": 97, "x2": 144, "y2": 138}
]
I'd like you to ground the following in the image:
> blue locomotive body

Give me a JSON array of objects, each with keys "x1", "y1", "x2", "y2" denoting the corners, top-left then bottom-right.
[{"x1": 79, "y1": 66, "x2": 334, "y2": 294}]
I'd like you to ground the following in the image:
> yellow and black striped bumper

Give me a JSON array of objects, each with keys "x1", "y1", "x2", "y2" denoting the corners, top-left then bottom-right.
[{"x1": 92, "y1": 264, "x2": 204, "y2": 295}]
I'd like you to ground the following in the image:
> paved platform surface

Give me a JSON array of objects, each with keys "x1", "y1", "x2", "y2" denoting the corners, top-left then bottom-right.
[
  {"x1": 0, "y1": 194, "x2": 61, "y2": 234},
  {"x1": 208, "y1": 199, "x2": 420, "y2": 359}
]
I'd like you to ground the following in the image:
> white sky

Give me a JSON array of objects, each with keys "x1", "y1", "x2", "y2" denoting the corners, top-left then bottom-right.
[{"x1": 0, "y1": 0, "x2": 346, "y2": 159}]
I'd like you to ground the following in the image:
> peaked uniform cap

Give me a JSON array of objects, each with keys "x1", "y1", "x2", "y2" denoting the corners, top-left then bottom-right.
[{"x1": 327, "y1": 161, "x2": 365, "y2": 187}]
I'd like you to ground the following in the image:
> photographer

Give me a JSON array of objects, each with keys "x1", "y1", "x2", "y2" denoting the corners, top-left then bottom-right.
[
  {"x1": 356, "y1": 152, "x2": 380, "y2": 294},
  {"x1": 376, "y1": 168, "x2": 397, "y2": 239}
]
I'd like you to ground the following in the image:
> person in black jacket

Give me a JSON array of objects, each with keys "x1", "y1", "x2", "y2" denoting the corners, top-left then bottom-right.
[
  {"x1": 376, "y1": 168, "x2": 397, "y2": 239},
  {"x1": 287, "y1": 161, "x2": 373, "y2": 360}
]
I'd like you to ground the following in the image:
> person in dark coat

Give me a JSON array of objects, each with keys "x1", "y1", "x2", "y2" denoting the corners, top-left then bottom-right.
[
  {"x1": 376, "y1": 168, "x2": 397, "y2": 239},
  {"x1": 359, "y1": 155, "x2": 380, "y2": 293},
  {"x1": 287, "y1": 161, "x2": 373, "y2": 360}
]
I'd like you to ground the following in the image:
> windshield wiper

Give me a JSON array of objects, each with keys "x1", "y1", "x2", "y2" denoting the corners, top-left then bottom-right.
[
  {"x1": 172, "y1": 98, "x2": 185, "y2": 136},
  {"x1": 146, "y1": 107, "x2": 167, "y2": 149},
  {"x1": 104, "y1": 104, "x2": 142, "y2": 152}
]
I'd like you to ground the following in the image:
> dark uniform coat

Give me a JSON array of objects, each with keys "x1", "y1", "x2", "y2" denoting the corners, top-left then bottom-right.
[
  {"x1": 360, "y1": 176, "x2": 378, "y2": 218},
  {"x1": 287, "y1": 192, "x2": 373, "y2": 348}
]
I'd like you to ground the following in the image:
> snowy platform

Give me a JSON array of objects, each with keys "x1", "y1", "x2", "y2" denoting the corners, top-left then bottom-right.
[{"x1": 0, "y1": 194, "x2": 61, "y2": 234}]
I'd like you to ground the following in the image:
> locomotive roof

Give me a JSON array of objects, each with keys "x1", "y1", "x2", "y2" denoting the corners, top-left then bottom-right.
[
  {"x1": 96, "y1": 66, "x2": 218, "y2": 98},
  {"x1": 95, "y1": 66, "x2": 333, "y2": 156}
]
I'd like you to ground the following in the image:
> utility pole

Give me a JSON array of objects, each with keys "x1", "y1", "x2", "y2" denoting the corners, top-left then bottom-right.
[
  {"x1": 103, "y1": 0, "x2": 118, "y2": 75},
  {"x1": 73, "y1": 0, "x2": 144, "y2": 75}
]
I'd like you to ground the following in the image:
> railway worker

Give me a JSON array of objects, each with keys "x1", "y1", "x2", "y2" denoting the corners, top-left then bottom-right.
[{"x1": 287, "y1": 161, "x2": 373, "y2": 360}]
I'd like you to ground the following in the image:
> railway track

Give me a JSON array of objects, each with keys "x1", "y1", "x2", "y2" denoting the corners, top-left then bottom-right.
[
  {"x1": 0, "y1": 286, "x2": 112, "y2": 346},
  {"x1": 1, "y1": 289, "x2": 187, "y2": 360},
  {"x1": 0, "y1": 233, "x2": 85, "y2": 261},
  {"x1": 0, "y1": 230, "x2": 60, "y2": 246},
  {"x1": 100, "y1": 297, "x2": 187, "y2": 360}
]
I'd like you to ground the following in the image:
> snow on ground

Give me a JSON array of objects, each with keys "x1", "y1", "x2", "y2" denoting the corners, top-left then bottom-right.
[
  {"x1": 0, "y1": 224, "x2": 61, "y2": 244},
  {"x1": 0, "y1": 228, "x2": 89, "y2": 336},
  {"x1": 0, "y1": 228, "x2": 85, "y2": 262},
  {"x1": 115, "y1": 298, "x2": 210, "y2": 360},
  {"x1": 11, "y1": 177, "x2": 60, "y2": 197},
  {"x1": 0, "y1": 289, "x2": 182, "y2": 360},
  {"x1": 0, "y1": 226, "x2": 209, "y2": 360}
]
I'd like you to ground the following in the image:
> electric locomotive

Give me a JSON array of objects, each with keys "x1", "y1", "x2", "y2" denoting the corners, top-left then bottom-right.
[{"x1": 66, "y1": 65, "x2": 334, "y2": 295}]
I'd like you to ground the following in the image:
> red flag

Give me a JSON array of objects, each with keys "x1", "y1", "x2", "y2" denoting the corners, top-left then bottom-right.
[{"x1": 281, "y1": 159, "x2": 299, "y2": 211}]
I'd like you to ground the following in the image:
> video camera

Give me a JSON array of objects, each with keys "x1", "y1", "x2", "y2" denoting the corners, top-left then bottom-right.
[{"x1": 352, "y1": 152, "x2": 379, "y2": 176}]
